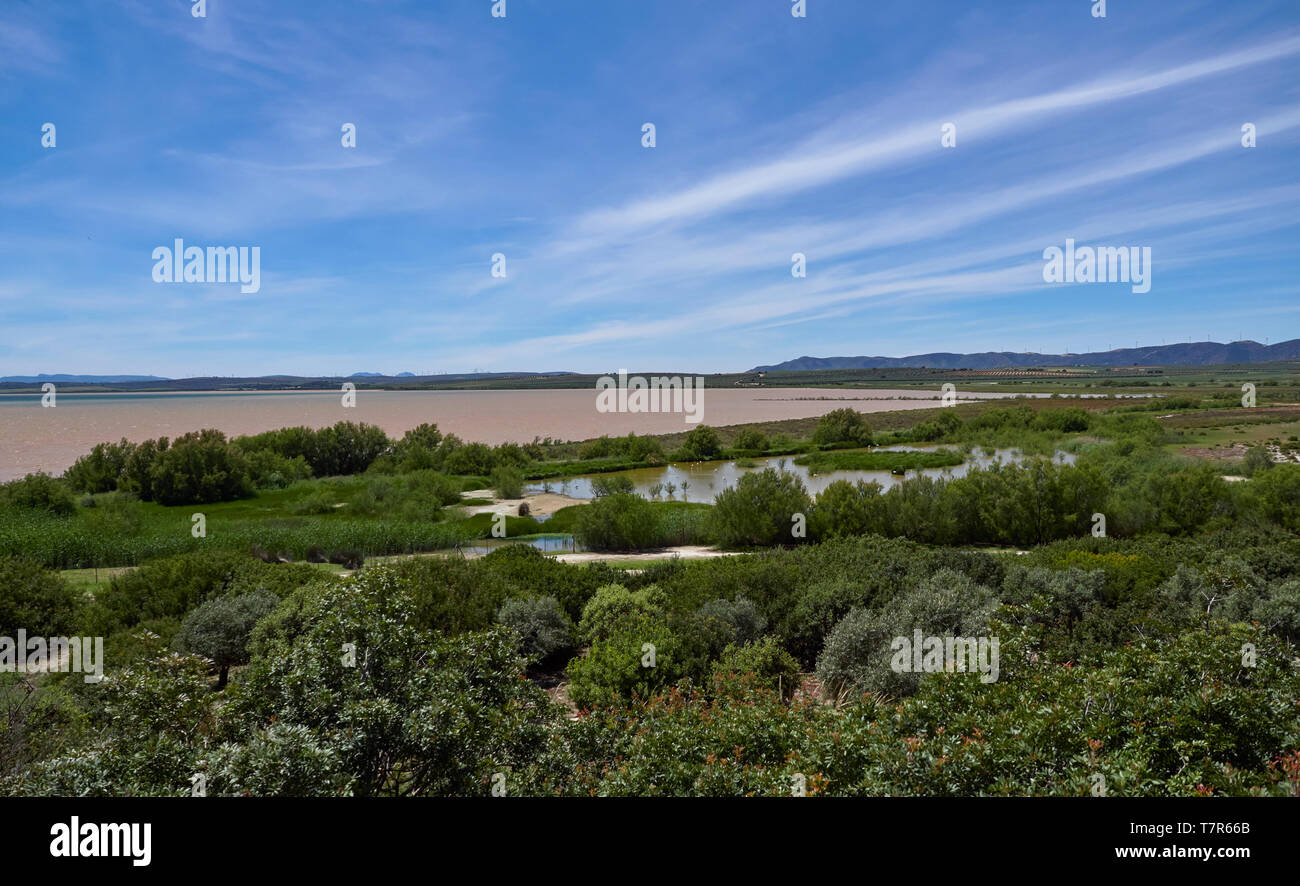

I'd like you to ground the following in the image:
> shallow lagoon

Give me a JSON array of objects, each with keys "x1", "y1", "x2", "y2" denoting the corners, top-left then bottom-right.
[{"x1": 529, "y1": 446, "x2": 1076, "y2": 504}]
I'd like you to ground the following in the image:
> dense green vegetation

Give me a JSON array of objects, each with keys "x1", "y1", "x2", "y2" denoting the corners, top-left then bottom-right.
[
  {"x1": 3, "y1": 532, "x2": 1297, "y2": 796},
  {"x1": 3, "y1": 383, "x2": 1300, "y2": 796}
]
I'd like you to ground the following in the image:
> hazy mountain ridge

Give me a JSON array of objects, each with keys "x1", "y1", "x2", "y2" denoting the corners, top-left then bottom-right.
[
  {"x1": 751, "y1": 340, "x2": 1300, "y2": 372},
  {"x1": 0, "y1": 371, "x2": 579, "y2": 391},
  {"x1": 0, "y1": 374, "x2": 171, "y2": 384}
]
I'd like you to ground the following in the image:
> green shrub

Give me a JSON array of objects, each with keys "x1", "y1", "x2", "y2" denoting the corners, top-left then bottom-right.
[
  {"x1": 227, "y1": 570, "x2": 558, "y2": 797},
  {"x1": 816, "y1": 568, "x2": 997, "y2": 700},
  {"x1": 64, "y1": 439, "x2": 135, "y2": 494},
  {"x1": 676, "y1": 425, "x2": 722, "y2": 461},
  {"x1": 491, "y1": 465, "x2": 525, "y2": 499},
  {"x1": 580, "y1": 433, "x2": 664, "y2": 463},
  {"x1": 1243, "y1": 446, "x2": 1274, "y2": 477},
  {"x1": 708, "y1": 469, "x2": 812, "y2": 547},
  {"x1": 0, "y1": 558, "x2": 80, "y2": 637},
  {"x1": 243, "y1": 450, "x2": 312, "y2": 490},
  {"x1": 2, "y1": 474, "x2": 77, "y2": 517},
  {"x1": 1031, "y1": 407, "x2": 1091, "y2": 433},
  {"x1": 83, "y1": 550, "x2": 314, "y2": 635},
  {"x1": 122, "y1": 438, "x2": 166, "y2": 501},
  {"x1": 147, "y1": 429, "x2": 254, "y2": 506},
  {"x1": 577, "y1": 583, "x2": 662, "y2": 643},
  {"x1": 173, "y1": 588, "x2": 279, "y2": 688},
  {"x1": 306, "y1": 422, "x2": 391, "y2": 476},
  {"x1": 697, "y1": 596, "x2": 767, "y2": 644},
  {"x1": 812, "y1": 408, "x2": 873, "y2": 446},
  {"x1": 574, "y1": 494, "x2": 660, "y2": 551},
  {"x1": 442, "y1": 442, "x2": 494, "y2": 476},
  {"x1": 567, "y1": 610, "x2": 728, "y2": 709},
  {"x1": 810, "y1": 479, "x2": 882, "y2": 539},
  {"x1": 731, "y1": 428, "x2": 769, "y2": 452},
  {"x1": 712, "y1": 637, "x2": 801, "y2": 702},
  {"x1": 496, "y1": 595, "x2": 575, "y2": 663},
  {"x1": 1253, "y1": 579, "x2": 1300, "y2": 645}
]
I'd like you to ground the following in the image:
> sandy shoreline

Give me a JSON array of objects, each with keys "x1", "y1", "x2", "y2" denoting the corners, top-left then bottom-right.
[{"x1": 458, "y1": 489, "x2": 588, "y2": 518}]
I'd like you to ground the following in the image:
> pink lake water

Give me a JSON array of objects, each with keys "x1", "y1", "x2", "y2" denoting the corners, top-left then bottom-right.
[{"x1": 0, "y1": 388, "x2": 1024, "y2": 481}]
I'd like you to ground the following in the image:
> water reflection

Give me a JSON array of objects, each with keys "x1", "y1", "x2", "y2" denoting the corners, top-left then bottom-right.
[
  {"x1": 528, "y1": 446, "x2": 1076, "y2": 504},
  {"x1": 462, "y1": 534, "x2": 578, "y2": 556}
]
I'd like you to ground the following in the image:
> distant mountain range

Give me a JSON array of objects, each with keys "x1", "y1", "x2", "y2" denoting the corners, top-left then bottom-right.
[
  {"x1": 0, "y1": 374, "x2": 170, "y2": 384},
  {"x1": 9, "y1": 340, "x2": 1300, "y2": 386},
  {"x1": 1, "y1": 371, "x2": 569, "y2": 384},
  {"x1": 751, "y1": 340, "x2": 1300, "y2": 372},
  {"x1": 0, "y1": 371, "x2": 577, "y2": 390}
]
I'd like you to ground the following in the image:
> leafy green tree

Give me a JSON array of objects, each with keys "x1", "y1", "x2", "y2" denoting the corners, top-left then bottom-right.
[
  {"x1": 7, "y1": 651, "x2": 216, "y2": 796},
  {"x1": 491, "y1": 465, "x2": 525, "y2": 499},
  {"x1": 122, "y1": 437, "x2": 167, "y2": 501},
  {"x1": 712, "y1": 637, "x2": 800, "y2": 702},
  {"x1": 307, "y1": 422, "x2": 391, "y2": 476},
  {"x1": 1031, "y1": 407, "x2": 1091, "y2": 433},
  {"x1": 677, "y1": 425, "x2": 722, "y2": 461},
  {"x1": 811, "y1": 479, "x2": 883, "y2": 539},
  {"x1": 708, "y1": 468, "x2": 812, "y2": 547},
  {"x1": 173, "y1": 589, "x2": 279, "y2": 689},
  {"x1": 574, "y1": 493, "x2": 661, "y2": 551},
  {"x1": 1253, "y1": 579, "x2": 1300, "y2": 645},
  {"x1": 442, "y1": 441, "x2": 495, "y2": 476},
  {"x1": 395, "y1": 423, "x2": 443, "y2": 461},
  {"x1": 697, "y1": 596, "x2": 767, "y2": 644},
  {"x1": 1242, "y1": 446, "x2": 1274, "y2": 477},
  {"x1": 1248, "y1": 464, "x2": 1300, "y2": 531},
  {"x1": 812, "y1": 408, "x2": 873, "y2": 446},
  {"x1": 1, "y1": 473, "x2": 76, "y2": 517},
  {"x1": 577, "y1": 583, "x2": 662, "y2": 643},
  {"x1": 242, "y1": 449, "x2": 312, "y2": 490},
  {"x1": 147, "y1": 429, "x2": 254, "y2": 505},
  {"x1": 589, "y1": 474, "x2": 635, "y2": 498},
  {"x1": 63, "y1": 439, "x2": 135, "y2": 494},
  {"x1": 817, "y1": 568, "x2": 997, "y2": 699},
  {"x1": 497, "y1": 595, "x2": 575, "y2": 663},
  {"x1": 566, "y1": 611, "x2": 728, "y2": 710},
  {"x1": 731, "y1": 428, "x2": 769, "y2": 452},
  {"x1": 232, "y1": 569, "x2": 557, "y2": 796},
  {"x1": 0, "y1": 558, "x2": 80, "y2": 638}
]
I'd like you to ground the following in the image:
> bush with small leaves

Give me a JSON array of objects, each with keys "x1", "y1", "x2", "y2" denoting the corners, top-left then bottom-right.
[
  {"x1": 63, "y1": 439, "x2": 136, "y2": 494},
  {"x1": 677, "y1": 425, "x2": 722, "y2": 461},
  {"x1": 1253, "y1": 578, "x2": 1300, "y2": 645},
  {"x1": 817, "y1": 568, "x2": 997, "y2": 700},
  {"x1": 712, "y1": 637, "x2": 801, "y2": 702},
  {"x1": 147, "y1": 429, "x2": 254, "y2": 506},
  {"x1": 574, "y1": 493, "x2": 661, "y2": 551},
  {"x1": 0, "y1": 558, "x2": 80, "y2": 638},
  {"x1": 731, "y1": 428, "x2": 769, "y2": 452},
  {"x1": 173, "y1": 589, "x2": 279, "y2": 689},
  {"x1": 697, "y1": 596, "x2": 767, "y2": 644},
  {"x1": 577, "y1": 583, "x2": 663, "y2": 643},
  {"x1": 1, "y1": 473, "x2": 76, "y2": 517},
  {"x1": 708, "y1": 468, "x2": 812, "y2": 548},
  {"x1": 1243, "y1": 446, "x2": 1274, "y2": 477},
  {"x1": 497, "y1": 595, "x2": 576, "y2": 663},
  {"x1": 812, "y1": 408, "x2": 872, "y2": 446},
  {"x1": 491, "y1": 465, "x2": 525, "y2": 499}
]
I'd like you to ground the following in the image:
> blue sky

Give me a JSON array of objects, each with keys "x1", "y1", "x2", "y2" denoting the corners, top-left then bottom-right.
[{"x1": 1, "y1": 0, "x2": 1298, "y2": 376}]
